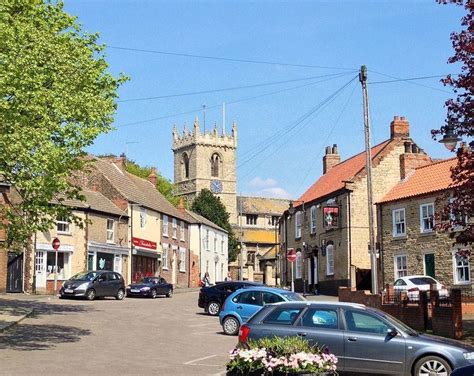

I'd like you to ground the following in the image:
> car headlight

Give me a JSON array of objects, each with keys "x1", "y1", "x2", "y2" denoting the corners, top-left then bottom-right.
[
  {"x1": 141, "y1": 287, "x2": 150, "y2": 291},
  {"x1": 463, "y1": 352, "x2": 474, "y2": 360},
  {"x1": 76, "y1": 282, "x2": 89, "y2": 290}
]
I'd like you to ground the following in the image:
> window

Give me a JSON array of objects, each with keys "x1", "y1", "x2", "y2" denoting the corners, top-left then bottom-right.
[
  {"x1": 420, "y1": 203, "x2": 435, "y2": 233},
  {"x1": 454, "y1": 253, "x2": 471, "y2": 284},
  {"x1": 172, "y1": 218, "x2": 177, "y2": 239},
  {"x1": 221, "y1": 239, "x2": 224, "y2": 255},
  {"x1": 301, "y1": 308, "x2": 338, "y2": 329},
  {"x1": 211, "y1": 153, "x2": 220, "y2": 177},
  {"x1": 179, "y1": 247, "x2": 186, "y2": 272},
  {"x1": 235, "y1": 291, "x2": 261, "y2": 306},
  {"x1": 106, "y1": 219, "x2": 115, "y2": 243},
  {"x1": 271, "y1": 216, "x2": 279, "y2": 226},
  {"x1": 214, "y1": 236, "x2": 217, "y2": 252},
  {"x1": 180, "y1": 221, "x2": 185, "y2": 241},
  {"x1": 326, "y1": 244, "x2": 334, "y2": 275},
  {"x1": 262, "y1": 292, "x2": 284, "y2": 305},
  {"x1": 162, "y1": 244, "x2": 169, "y2": 269},
  {"x1": 56, "y1": 216, "x2": 70, "y2": 234},
  {"x1": 162, "y1": 215, "x2": 168, "y2": 237},
  {"x1": 295, "y1": 251, "x2": 302, "y2": 279},
  {"x1": 205, "y1": 229, "x2": 210, "y2": 250},
  {"x1": 392, "y1": 209, "x2": 406, "y2": 236},
  {"x1": 263, "y1": 308, "x2": 303, "y2": 325},
  {"x1": 344, "y1": 310, "x2": 390, "y2": 334},
  {"x1": 246, "y1": 214, "x2": 258, "y2": 226},
  {"x1": 394, "y1": 255, "x2": 408, "y2": 279},
  {"x1": 310, "y1": 206, "x2": 317, "y2": 234},
  {"x1": 295, "y1": 211, "x2": 302, "y2": 239},
  {"x1": 394, "y1": 279, "x2": 407, "y2": 287},
  {"x1": 46, "y1": 252, "x2": 66, "y2": 279},
  {"x1": 35, "y1": 251, "x2": 44, "y2": 272},
  {"x1": 182, "y1": 153, "x2": 189, "y2": 179},
  {"x1": 140, "y1": 207, "x2": 147, "y2": 228}
]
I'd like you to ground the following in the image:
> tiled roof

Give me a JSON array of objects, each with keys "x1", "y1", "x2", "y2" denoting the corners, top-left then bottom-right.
[
  {"x1": 379, "y1": 158, "x2": 457, "y2": 203},
  {"x1": 82, "y1": 190, "x2": 127, "y2": 217},
  {"x1": 185, "y1": 210, "x2": 227, "y2": 233},
  {"x1": 237, "y1": 196, "x2": 290, "y2": 215},
  {"x1": 297, "y1": 140, "x2": 392, "y2": 205}
]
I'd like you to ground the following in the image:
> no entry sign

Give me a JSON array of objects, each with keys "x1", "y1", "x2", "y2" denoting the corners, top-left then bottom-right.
[
  {"x1": 52, "y1": 237, "x2": 60, "y2": 250},
  {"x1": 287, "y1": 248, "x2": 297, "y2": 262}
]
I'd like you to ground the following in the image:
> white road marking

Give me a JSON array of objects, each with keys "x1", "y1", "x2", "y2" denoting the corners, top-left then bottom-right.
[{"x1": 184, "y1": 354, "x2": 217, "y2": 365}]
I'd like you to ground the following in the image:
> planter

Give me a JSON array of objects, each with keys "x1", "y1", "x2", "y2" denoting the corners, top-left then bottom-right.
[
  {"x1": 226, "y1": 369, "x2": 265, "y2": 376},
  {"x1": 227, "y1": 371, "x2": 334, "y2": 376}
]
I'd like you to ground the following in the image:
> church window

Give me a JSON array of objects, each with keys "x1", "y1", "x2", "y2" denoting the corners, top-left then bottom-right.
[
  {"x1": 182, "y1": 153, "x2": 190, "y2": 179},
  {"x1": 211, "y1": 154, "x2": 220, "y2": 177}
]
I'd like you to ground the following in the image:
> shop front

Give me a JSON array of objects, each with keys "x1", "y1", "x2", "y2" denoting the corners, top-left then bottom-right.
[
  {"x1": 131, "y1": 237, "x2": 161, "y2": 283},
  {"x1": 87, "y1": 242, "x2": 129, "y2": 277},
  {"x1": 34, "y1": 243, "x2": 74, "y2": 293}
]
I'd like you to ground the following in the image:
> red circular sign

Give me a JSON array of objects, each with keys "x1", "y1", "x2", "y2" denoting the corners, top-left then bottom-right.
[
  {"x1": 52, "y1": 237, "x2": 60, "y2": 250},
  {"x1": 287, "y1": 248, "x2": 297, "y2": 262}
]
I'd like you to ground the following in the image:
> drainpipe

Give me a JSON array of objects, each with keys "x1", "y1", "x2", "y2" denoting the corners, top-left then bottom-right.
[
  {"x1": 347, "y1": 192, "x2": 352, "y2": 288},
  {"x1": 187, "y1": 223, "x2": 191, "y2": 288},
  {"x1": 85, "y1": 211, "x2": 89, "y2": 272}
]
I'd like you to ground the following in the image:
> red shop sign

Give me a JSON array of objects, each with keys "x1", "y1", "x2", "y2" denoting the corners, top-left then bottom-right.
[{"x1": 132, "y1": 237, "x2": 157, "y2": 250}]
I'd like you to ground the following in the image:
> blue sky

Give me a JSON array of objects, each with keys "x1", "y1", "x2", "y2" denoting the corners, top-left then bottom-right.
[{"x1": 64, "y1": 0, "x2": 464, "y2": 199}]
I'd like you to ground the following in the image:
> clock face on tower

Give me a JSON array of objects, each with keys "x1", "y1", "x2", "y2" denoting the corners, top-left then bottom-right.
[{"x1": 210, "y1": 179, "x2": 223, "y2": 194}]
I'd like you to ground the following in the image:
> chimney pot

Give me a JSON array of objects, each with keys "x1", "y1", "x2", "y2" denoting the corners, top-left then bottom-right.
[
  {"x1": 325, "y1": 146, "x2": 331, "y2": 154},
  {"x1": 323, "y1": 146, "x2": 341, "y2": 174},
  {"x1": 148, "y1": 168, "x2": 158, "y2": 186},
  {"x1": 332, "y1": 144, "x2": 338, "y2": 154},
  {"x1": 390, "y1": 116, "x2": 410, "y2": 139}
]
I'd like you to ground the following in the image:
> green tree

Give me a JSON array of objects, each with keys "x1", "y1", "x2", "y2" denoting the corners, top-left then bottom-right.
[
  {"x1": 0, "y1": 0, "x2": 127, "y2": 250},
  {"x1": 191, "y1": 189, "x2": 239, "y2": 261}
]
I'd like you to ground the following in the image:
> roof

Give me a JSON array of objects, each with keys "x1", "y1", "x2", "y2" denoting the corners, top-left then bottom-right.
[
  {"x1": 185, "y1": 209, "x2": 227, "y2": 233},
  {"x1": 379, "y1": 158, "x2": 457, "y2": 203},
  {"x1": 51, "y1": 190, "x2": 127, "y2": 217},
  {"x1": 237, "y1": 196, "x2": 290, "y2": 215},
  {"x1": 297, "y1": 140, "x2": 391, "y2": 205}
]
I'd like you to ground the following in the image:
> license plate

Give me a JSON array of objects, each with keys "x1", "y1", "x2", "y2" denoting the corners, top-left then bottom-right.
[
  {"x1": 130, "y1": 289, "x2": 140, "y2": 293},
  {"x1": 65, "y1": 289, "x2": 74, "y2": 293}
]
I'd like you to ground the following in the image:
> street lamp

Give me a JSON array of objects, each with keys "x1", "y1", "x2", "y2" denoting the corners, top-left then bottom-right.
[{"x1": 439, "y1": 123, "x2": 462, "y2": 151}]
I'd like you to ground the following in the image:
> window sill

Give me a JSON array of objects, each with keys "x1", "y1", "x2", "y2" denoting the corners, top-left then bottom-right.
[
  {"x1": 179, "y1": 270, "x2": 186, "y2": 273},
  {"x1": 57, "y1": 231, "x2": 72, "y2": 236},
  {"x1": 163, "y1": 234, "x2": 169, "y2": 238},
  {"x1": 106, "y1": 241, "x2": 116, "y2": 245},
  {"x1": 419, "y1": 231, "x2": 436, "y2": 237},
  {"x1": 392, "y1": 235, "x2": 407, "y2": 240},
  {"x1": 454, "y1": 281, "x2": 471, "y2": 286},
  {"x1": 162, "y1": 267, "x2": 168, "y2": 271}
]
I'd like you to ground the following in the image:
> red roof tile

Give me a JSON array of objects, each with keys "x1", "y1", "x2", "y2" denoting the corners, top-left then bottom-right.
[
  {"x1": 297, "y1": 140, "x2": 392, "y2": 204},
  {"x1": 379, "y1": 158, "x2": 457, "y2": 203}
]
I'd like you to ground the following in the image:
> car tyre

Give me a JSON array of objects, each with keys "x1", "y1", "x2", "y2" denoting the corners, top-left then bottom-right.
[
  {"x1": 166, "y1": 289, "x2": 173, "y2": 298},
  {"x1": 414, "y1": 355, "x2": 452, "y2": 376},
  {"x1": 207, "y1": 301, "x2": 221, "y2": 316},
  {"x1": 115, "y1": 288, "x2": 125, "y2": 300},
  {"x1": 150, "y1": 289, "x2": 157, "y2": 299},
  {"x1": 223, "y1": 316, "x2": 240, "y2": 336},
  {"x1": 86, "y1": 289, "x2": 96, "y2": 301}
]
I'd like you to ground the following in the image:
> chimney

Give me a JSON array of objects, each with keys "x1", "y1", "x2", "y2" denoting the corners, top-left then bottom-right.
[
  {"x1": 148, "y1": 168, "x2": 158, "y2": 186},
  {"x1": 399, "y1": 146, "x2": 432, "y2": 179},
  {"x1": 323, "y1": 144, "x2": 341, "y2": 174},
  {"x1": 178, "y1": 198, "x2": 186, "y2": 214},
  {"x1": 390, "y1": 116, "x2": 410, "y2": 139}
]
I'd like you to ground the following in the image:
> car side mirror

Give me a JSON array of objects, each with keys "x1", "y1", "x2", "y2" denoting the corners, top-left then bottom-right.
[{"x1": 387, "y1": 328, "x2": 398, "y2": 337}]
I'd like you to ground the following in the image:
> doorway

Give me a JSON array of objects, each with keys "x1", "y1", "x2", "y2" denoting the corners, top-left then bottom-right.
[
  {"x1": 424, "y1": 253, "x2": 435, "y2": 278},
  {"x1": 7, "y1": 252, "x2": 23, "y2": 293}
]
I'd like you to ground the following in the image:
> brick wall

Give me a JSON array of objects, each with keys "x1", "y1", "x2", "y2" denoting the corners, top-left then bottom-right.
[
  {"x1": 0, "y1": 247, "x2": 7, "y2": 293},
  {"x1": 432, "y1": 290, "x2": 463, "y2": 339}
]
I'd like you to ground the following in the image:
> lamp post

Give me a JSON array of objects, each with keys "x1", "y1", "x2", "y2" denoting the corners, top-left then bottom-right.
[
  {"x1": 268, "y1": 215, "x2": 280, "y2": 287},
  {"x1": 439, "y1": 123, "x2": 462, "y2": 151}
]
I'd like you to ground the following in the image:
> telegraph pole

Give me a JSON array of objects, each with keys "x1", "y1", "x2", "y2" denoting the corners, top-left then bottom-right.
[
  {"x1": 239, "y1": 195, "x2": 244, "y2": 280},
  {"x1": 359, "y1": 65, "x2": 378, "y2": 294}
]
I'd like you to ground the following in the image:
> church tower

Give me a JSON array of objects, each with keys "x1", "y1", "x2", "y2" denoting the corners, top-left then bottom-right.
[{"x1": 172, "y1": 118, "x2": 237, "y2": 224}]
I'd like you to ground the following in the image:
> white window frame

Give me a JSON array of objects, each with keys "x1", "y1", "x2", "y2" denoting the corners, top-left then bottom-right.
[
  {"x1": 310, "y1": 206, "x2": 317, "y2": 234},
  {"x1": 295, "y1": 211, "x2": 302, "y2": 239},
  {"x1": 205, "y1": 229, "x2": 210, "y2": 250},
  {"x1": 35, "y1": 251, "x2": 45, "y2": 273},
  {"x1": 392, "y1": 208, "x2": 406, "y2": 237},
  {"x1": 394, "y1": 254, "x2": 408, "y2": 279},
  {"x1": 179, "y1": 247, "x2": 186, "y2": 272},
  {"x1": 56, "y1": 216, "x2": 71, "y2": 234},
  {"x1": 162, "y1": 244, "x2": 169, "y2": 270},
  {"x1": 172, "y1": 218, "x2": 177, "y2": 239},
  {"x1": 221, "y1": 238, "x2": 224, "y2": 255},
  {"x1": 214, "y1": 235, "x2": 217, "y2": 253},
  {"x1": 420, "y1": 203, "x2": 435, "y2": 233},
  {"x1": 140, "y1": 207, "x2": 147, "y2": 228},
  {"x1": 106, "y1": 219, "x2": 115, "y2": 244},
  {"x1": 453, "y1": 252, "x2": 471, "y2": 285},
  {"x1": 162, "y1": 215, "x2": 169, "y2": 237},
  {"x1": 246, "y1": 214, "x2": 258, "y2": 226},
  {"x1": 326, "y1": 244, "x2": 334, "y2": 276},
  {"x1": 295, "y1": 251, "x2": 303, "y2": 279},
  {"x1": 180, "y1": 221, "x2": 185, "y2": 241}
]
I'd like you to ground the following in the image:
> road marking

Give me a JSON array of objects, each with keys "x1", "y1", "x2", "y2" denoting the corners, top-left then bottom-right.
[{"x1": 184, "y1": 354, "x2": 217, "y2": 365}]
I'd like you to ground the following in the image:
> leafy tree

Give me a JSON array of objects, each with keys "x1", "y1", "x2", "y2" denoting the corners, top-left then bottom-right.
[
  {"x1": 0, "y1": 0, "x2": 127, "y2": 250},
  {"x1": 433, "y1": 0, "x2": 473, "y2": 246},
  {"x1": 191, "y1": 189, "x2": 239, "y2": 261}
]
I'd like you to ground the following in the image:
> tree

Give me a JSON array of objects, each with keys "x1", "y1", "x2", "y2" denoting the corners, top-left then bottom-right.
[
  {"x1": 191, "y1": 189, "x2": 239, "y2": 261},
  {"x1": 433, "y1": 0, "x2": 473, "y2": 246},
  {"x1": 0, "y1": 1, "x2": 127, "y2": 250}
]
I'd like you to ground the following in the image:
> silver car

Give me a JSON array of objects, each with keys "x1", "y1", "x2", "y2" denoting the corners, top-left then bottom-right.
[{"x1": 240, "y1": 301, "x2": 474, "y2": 375}]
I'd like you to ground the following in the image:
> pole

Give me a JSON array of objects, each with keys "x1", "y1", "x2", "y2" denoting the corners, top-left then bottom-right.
[
  {"x1": 54, "y1": 247, "x2": 58, "y2": 294},
  {"x1": 239, "y1": 195, "x2": 243, "y2": 280},
  {"x1": 359, "y1": 65, "x2": 378, "y2": 294},
  {"x1": 291, "y1": 261, "x2": 294, "y2": 292}
]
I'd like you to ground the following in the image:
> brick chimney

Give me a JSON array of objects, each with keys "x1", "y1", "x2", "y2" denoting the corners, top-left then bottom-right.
[
  {"x1": 390, "y1": 116, "x2": 410, "y2": 139},
  {"x1": 399, "y1": 142, "x2": 432, "y2": 179},
  {"x1": 323, "y1": 144, "x2": 341, "y2": 174},
  {"x1": 148, "y1": 168, "x2": 158, "y2": 186},
  {"x1": 178, "y1": 197, "x2": 186, "y2": 214}
]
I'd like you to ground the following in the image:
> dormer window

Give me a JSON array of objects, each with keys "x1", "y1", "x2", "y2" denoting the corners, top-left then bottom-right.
[{"x1": 211, "y1": 153, "x2": 220, "y2": 177}]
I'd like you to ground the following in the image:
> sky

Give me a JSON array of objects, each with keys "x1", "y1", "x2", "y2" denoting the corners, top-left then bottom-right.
[{"x1": 63, "y1": 0, "x2": 465, "y2": 200}]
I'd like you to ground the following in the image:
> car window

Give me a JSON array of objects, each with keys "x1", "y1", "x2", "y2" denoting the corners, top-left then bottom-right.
[
  {"x1": 301, "y1": 309, "x2": 338, "y2": 329},
  {"x1": 114, "y1": 273, "x2": 122, "y2": 280},
  {"x1": 237, "y1": 291, "x2": 261, "y2": 306},
  {"x1": 159, "y1": 278, "x2": 166, "y2": 284},
  {"x1": 262, "y1": 292, "x2": 284, "y2": 304},
  {"x1": 97, "y1": 273, "x2": 106, "y2": 282},
  {"x1": 409, "y1": 277, "x2": 436, "y2": 285},
  {"x1": 107, "y1": 272, "x2": 118, "y2": 281},
  {"x1": 263, "y1": 308, "x2": 303, "y2": 325},
  {"x1": 394, "y1": 279, "x2": 407, "y2": 286},
  {"x1": 344, "y1": 310, "x2": 390, "y2": 334},
  {"x1": 280, "y1": 292, "x2": 305, "y2": 301}
]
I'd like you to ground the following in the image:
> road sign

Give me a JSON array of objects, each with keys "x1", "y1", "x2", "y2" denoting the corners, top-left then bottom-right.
[
  {"x1": 52, "y1": 237, "x2": 60, "y2": 250},
  {"x1": 287, "y1": 248, "x2": 297, "y2": 262}
]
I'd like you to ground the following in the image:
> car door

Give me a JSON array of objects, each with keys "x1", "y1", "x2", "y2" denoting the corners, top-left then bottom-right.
[
  {"x1": 94, "y1": 273, "x2": 107, "y2": 297},
  {"x1": 342, "y1": 308, "x2": 406, "y2": 374},
  {"x1": 249, "y1": 306, "x2": 305, "y2": 340},
  {"x1": 157, "y1": 278, "x2": 167, "y2": 295},
  {"x1": 235, "y1": 290, "x2": 262, "y2": 322}
]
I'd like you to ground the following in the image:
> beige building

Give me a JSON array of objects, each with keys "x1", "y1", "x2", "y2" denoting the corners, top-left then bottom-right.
[{"x1": 279, "y1": 116, "x2": 432, "y2": 295}]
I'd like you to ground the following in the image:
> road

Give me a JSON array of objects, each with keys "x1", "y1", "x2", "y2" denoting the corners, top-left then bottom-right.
[{"x1": 0, "y1": 292, "x2": 236, "y2": 376}]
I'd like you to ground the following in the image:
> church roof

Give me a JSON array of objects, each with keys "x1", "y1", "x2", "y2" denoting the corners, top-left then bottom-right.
[{"x1": 237, "y1": 196, "x2": 290, "y2": 215}]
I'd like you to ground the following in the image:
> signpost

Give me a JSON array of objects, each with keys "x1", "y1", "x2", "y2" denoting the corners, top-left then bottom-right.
[
  {"x1": 52, "y1": 237, "x2": 60, "y2": 294},
  {"x1": 287, "y1": 248, "x2": 296, "y2": 292}
]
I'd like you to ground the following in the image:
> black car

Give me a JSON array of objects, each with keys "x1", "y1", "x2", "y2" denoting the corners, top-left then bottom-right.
[
  {"x1": 198, "y1": 281, "x2": 262, "y2": 316},
  {"x1": 127, "y1": 277, "x2": 173, "y2": 298},
  {"x1": 60, "y1": 270, "x2": 126, "y2": 301}
]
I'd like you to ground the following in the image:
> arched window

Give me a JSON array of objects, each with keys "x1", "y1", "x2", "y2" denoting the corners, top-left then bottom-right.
[
  {"x1": 182, "y1": 153, "x2": 189, "y2": 179},
  {"x1": 211, "y1": 153, "x2": 220, "y2": 177}
]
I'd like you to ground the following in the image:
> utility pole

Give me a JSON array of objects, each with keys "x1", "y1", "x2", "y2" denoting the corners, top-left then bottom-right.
[
  {"x1": 239, "y1": 195, "x2": 244, "y2": 280},
  {"x1": 359, "y1": 65, "x2": 378, "y2": 294}
]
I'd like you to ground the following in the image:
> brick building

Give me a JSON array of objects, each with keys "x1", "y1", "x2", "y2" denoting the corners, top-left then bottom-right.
[
  {"x1": 279, "y1": 116, "x2": 432, "y2": 295},
  {"x1": 0, "y1": 182, "x2": 11, "y2": 293},
  {"x1": 378, "y1": 158, "x2": 472, "y2": 288}
]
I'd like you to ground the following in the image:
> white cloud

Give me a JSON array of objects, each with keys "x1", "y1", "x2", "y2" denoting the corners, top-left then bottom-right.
[
  {"x1": 246, "y1": 176, "x2": 291, "y2": 199},
  {"x1": 248, "y1": 177, "x2": 277, "y2": 189},
  {"x1": 259, "y1": 187, "x2": 291, "y2": 199}
]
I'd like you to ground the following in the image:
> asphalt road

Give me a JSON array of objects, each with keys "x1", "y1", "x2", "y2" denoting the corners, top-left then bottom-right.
[{"x1": 0, "y1": 292, "x2": 236, "y2": 376}]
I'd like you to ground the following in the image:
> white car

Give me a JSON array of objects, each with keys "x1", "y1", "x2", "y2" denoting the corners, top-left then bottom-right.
[{"x1": 393, "y1": 275, "x2": 448, "y2": 299}]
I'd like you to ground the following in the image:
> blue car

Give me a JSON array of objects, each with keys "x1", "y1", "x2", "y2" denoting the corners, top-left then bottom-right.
[{"x1": 219, "y1": 286, "x2": 305, "y2": 335}]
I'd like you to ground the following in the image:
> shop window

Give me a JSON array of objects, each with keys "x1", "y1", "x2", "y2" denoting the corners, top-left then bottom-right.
[
  {"x1": 96, "y1": 252, "x2": 114, "y2": 271},
  {"x1": 46, "y1": 252, "x2": 66, "y2": 279},
  {"x1": 56, "y1": 216, "x2": 70, "y2": 234},
  {"x1": 106, "y1": 219, "x2": 115, "y2": 243},
  {"x1": 392, "y1": 209, "x2": 406, "y2": 237},
  {"x1": 394, "y1": 255, "x2": 408, "y2": 279},
  {"x1": 420, "y1": 203, "x2": 435, "y2": 233}
]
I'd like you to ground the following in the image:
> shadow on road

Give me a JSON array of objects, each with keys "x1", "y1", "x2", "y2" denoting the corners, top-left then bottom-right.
[
  {"x1": 0, "y1": 323, "x2": 91, "y2": 351},
  {"x1": 0, "y1": 298, "x2": 95, "y2": 318}
]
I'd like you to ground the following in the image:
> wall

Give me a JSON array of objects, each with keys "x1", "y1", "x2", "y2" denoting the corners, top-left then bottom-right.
[{"x1": 197, "y1": 224, "x2": 228, "y2": 284}]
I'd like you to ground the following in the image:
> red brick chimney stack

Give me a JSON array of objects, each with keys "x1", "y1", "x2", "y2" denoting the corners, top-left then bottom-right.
[
  {"x1": 148, "y1": 168, "x2": 158, "y2": 186},
  {"x1": 323, "y1": 144, "x2": 341, "y2": 174},
  {"x1": 178, "y1": 198, "x2": 185, "y2": 214},
  {"x1": 390, "y1": 116, "x2": 410, "y2": 139}
]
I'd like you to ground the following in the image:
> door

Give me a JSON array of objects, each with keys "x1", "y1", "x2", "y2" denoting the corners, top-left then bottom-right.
[
  {"x1": 342, "y1": 309, "x2": 406, "y2": 374},
  {"x1": 7, "y1": 253, "x2": 23, "y2": 293},
  {"x1": 424, "y1": 253, "x2": 435, "y2": 279},
  {"x1": 93, "y1": 273, "x2": 108, "y2": 296},
  {"x1": 35, "y1": 251, "x2": 46, "y2": 289}
]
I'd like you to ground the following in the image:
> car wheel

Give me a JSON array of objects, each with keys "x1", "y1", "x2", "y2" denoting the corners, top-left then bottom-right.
[
  {"x1": 207, "y1": 301, "x2": 221, "y2": 316},
  {"x1": 414, "y1": 356, "x2": 452, "y2": 376},
  {"x1": 150, "y1": 289, "x2": 157, "y2": 299},
  {"x1": 223, "y1": 316, "x2": 240, "y2": 336},
  {"x1": 86, "y1": 289, "x2": 96, "y2": 301},
  {"x1": 115, "y1": 288, "x2": 125, "y2": 300},
  {"x1": 166, "y1": 289, "x2": 173, "y2": 298}
]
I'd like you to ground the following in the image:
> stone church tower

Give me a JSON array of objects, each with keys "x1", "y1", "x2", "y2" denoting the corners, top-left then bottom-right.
[{"x1": 172, "y1": 118, "x2": 237, "y2": 224}]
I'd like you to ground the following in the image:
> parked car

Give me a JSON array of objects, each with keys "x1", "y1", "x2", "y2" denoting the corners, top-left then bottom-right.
[
  {"x1": 240, "y1": 301, "x2": 474, "y2": 375},
  {"x1": 198, "y1": 280, "x2": 262, "y2": 316},
  {"x1": 218, "y1": 286, "x2": 305, "y2": 335},
  {"x1": 393, "y1": 275, "x2": 448, "y2": 299},
  {"x1": 126, "y1": 277, "x2": 173, "y2": 298},
  {"x1": 60, "y1": 270, "x2": 125, "y2": 301}
]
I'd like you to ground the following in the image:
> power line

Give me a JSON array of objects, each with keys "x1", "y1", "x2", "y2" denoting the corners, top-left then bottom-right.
[
  {"x1": 108, "y1": 45, "x2": 356, "y2": 71},
  {"x1": 369, "y1": 74, "x2": 457, "y2": 84},
  {"x1": 117, "y1": 72, "x2": 356, "y2": 103}
]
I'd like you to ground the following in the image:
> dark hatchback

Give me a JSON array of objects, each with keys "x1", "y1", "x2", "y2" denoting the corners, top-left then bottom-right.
[
  {"x1": 60, "y1": 270, "x2": 125, "y2": 300},
  {"x1": 126, "y1": 277, "x2": 173, "y2": 298},
  {"x1": 198, "y1": 281, "x2": 262, "y2": 316}
]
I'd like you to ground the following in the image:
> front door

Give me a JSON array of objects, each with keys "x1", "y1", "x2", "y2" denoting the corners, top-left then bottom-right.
[
  {"x1": 7, "y1": 252, "x2": 23, "y2": 293},
  {"x1": 424, "y1": 253, "x2": 435, "y2": 279},
  {"x1": 35, "y1": 251, "x2": 46, "y2": 289}
]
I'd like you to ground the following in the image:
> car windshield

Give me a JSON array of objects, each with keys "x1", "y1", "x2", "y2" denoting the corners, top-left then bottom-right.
[
  {"x1": 281, "y1": 292, "x2": 306, "y2": 301},
  {"x1": 70, "y1": 272, "x2": 98, "y2": 281},
  {"x1": 142, "y1": 278, "x2": 156, "y2": 284},
  {"x1": 373, "y1": 309, "x2": 419, "y2": 336},
  {"x1": 410, "y1": 277, "x2": 436, "y2": 285}
]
